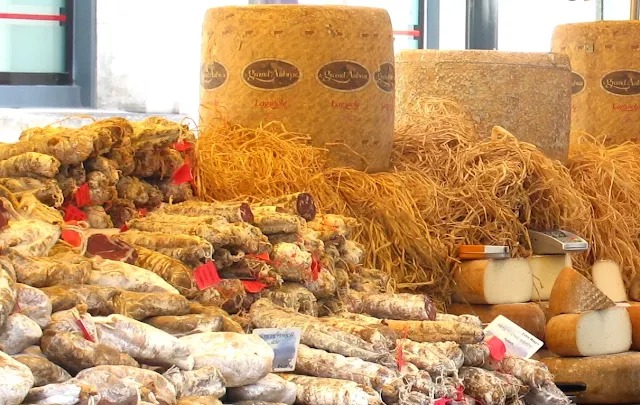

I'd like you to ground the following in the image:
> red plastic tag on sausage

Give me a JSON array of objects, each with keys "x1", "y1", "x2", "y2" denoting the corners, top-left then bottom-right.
[
  {"x1": 77, "y1": 318, "x2": 94, "y2": 342},
  {"x1": 137, "y1": 208, "x2": 148, "y2": 217},
  {"x1": 61, "y1": 230, "x2": 82, "y2": 247},
  {"x1": 120, "y1": 224, "x2": 129, "y2": 232},
  {"x1": 242, "y1": 280, "x2": 268, "y2": 293},
  {"x1": 485, "y1": 336, "x2": 506, "y2": 361},
  {"x1": 171, "y1": 162, "x2": 193, "y2": 185},
  {"x1": 194, "y1": 261, "x2": 221, "y2": 290},
  {"x1": 173, "y1": 140, "x2": 193, "y2": 152},
  {"x1": 311, "y1": 253, "x2": 321, "y2": 281},
  {"x1": 252, "y1": 253, "x2": 271, "y2": 262},
  {"x1": 433, "y1": 398, "x2": 449, "y2": 405},
  {"x1": 63, "y1": 205, "x2": 87, "y2": 222},
  {"x1": 12, "y1": 301, "x2": 21, "y2": 314},
  {"x1": 397, "y1": 343, "x2": 406, "y2": 371},
  {"x1": 455, "y1": 385, "x2": 465, "y2": 401},
  {"x1": 74, "y1": 183, "x2": 91, "y2": 207}
]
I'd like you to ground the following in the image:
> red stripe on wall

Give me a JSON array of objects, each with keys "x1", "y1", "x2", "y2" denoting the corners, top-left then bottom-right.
[
  {"x1": 393, "y1": 30, "x2": 421, "y2": 37},
  {"x1": 0, "y1": 13, "x2": 66, "y2": 22}
]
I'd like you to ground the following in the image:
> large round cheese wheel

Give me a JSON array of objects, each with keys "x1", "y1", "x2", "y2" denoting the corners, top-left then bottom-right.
[
  {"x1": 395, "y1": 50, "x2": 571, "y2": 162},
  {"x1": 447, "y1": 302, "x2": 546, "y2": 341},
  {"x1": 542, "y1": 353, "x2": 640, "y2": 404},
  {"x1": 200, "y1": 6, "x2": 395, "y2": 172},
  {"x1": 552, "y1": 21, "x2": 640, "y2": 146}
]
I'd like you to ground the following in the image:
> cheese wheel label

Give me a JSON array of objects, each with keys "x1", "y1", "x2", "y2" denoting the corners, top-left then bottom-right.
[
  {"x1": 201, "y1": 62, "x2": 228, "y2": 90},
  {"x1": 316, "y1": 61, "x2": 370, "y2": 92},
  {"x1": 374, "y1": 62, "x2": 395, "y2": 93},
  {"x1": 571, "y1": 71, "x2": 585, "y2": 95},
  {"x1": 242, "y1": 59, "x2": 301, "y2": 91},
  {"x1": 601, "y1": 70, "x2": 640, "y2": 96}
]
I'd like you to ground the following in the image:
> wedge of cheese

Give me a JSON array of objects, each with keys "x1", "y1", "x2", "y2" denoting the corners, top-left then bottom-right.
[
  {"x1": 591, "y1": 260, "x2": 627, "y2": 302},
  {"x1": 447, "y1": 302, "x2": 546, "y2": 341},
  {"x1": 626, "y1": 305, "x2": 640, "y2": 351},
  {"x1": 546, "y1": 307, "x2": 632, "y2": 357},
  {"x1": 548, "y1": 267, "x2": 615, "y2": 315},
  {"x1": 529, "y1": 255, "x2": 572, "y2": 300},
  {"x1": 452, "y1": 259, "x2": 533, "y2": 305},
  {"x1": 542, "y1": 352, "x2": 640, "y2": 404}
]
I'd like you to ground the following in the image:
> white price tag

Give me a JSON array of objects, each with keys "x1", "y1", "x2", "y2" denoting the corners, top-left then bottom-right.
[
  {"x1": 253, "y1": 327, "x2": 301, "y2": 372},
  {"x1": 484, "y1": 315, "x2": 543, "y2": 358}
]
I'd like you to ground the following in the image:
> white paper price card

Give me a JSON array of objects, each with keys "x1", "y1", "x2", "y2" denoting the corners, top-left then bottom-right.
[
  {"x1": 253, "y1": 328, "x2": 301, "y2": 372},
  {"x1": 484, "y1": 315, "x2": 543, "y2": 358}
]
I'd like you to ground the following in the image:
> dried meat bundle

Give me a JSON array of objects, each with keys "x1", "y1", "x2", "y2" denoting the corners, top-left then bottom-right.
[
  {"x1": 0, "y1": 350, "x2": 34, "y2": 405},
  {"x1": 0, "y1": 177, "x2": 63, "y2": 207},
  {"x1": 23, "y1": 381, "x2": 100, "y2": 405},
  {"x1": 384, "y1": 319, "x2": 484, "y2": 344},
  {"x1": 70, "y1": 371, "x2": 148, "y2": 405},
  {"x1": 0, "y1": 259, "x2": 16, "y2": 330},
  {"x1": 164, "y1": 366, "x2": 226, "y2": 399},
  {"x1": 460, "y1": 367, "x2": 521, "y2": 405},
  {"x1": 348, "y1": 267, "x2": 389, "y2": 294},
  {"x1": 524, "y1": 382, "x2": 571, "y2": 405},
  {"x1": 41, "y1": 285, "x2": 119, "y2": 315},
  {"x1": 255, "y1": 193, "x2": 317, "y2": 221},
  {"x1": 14, "y1": 284, "x2": 51, "y2": 328},
  {"x1": 180, "y1": 332, "x2": 273, "y2": 387},
  {"x1": 145, "y1": 314, "x2": 223, "y2": 337},
  {"x1": 362, "y1": 293, "x2": 436, "y2": 321},
  {"x1": 82, "y1": 206, "x2": 114, "y2": 229},
  {"x1": 86, "y1": 233, "x2": 137, "y2": 264},
  {"x1": 84, "y1": 156, "x2": 120, "y2": 184},
  {"x1": 12, "y1": 354, "x2": 71, "y2": 387},
  {"x1": 1, "y1": 220, "x2": 60, "y2": 257},
  {"x1": 460, "y1": 343, "x2": 491, "y2": 367},
  {"x1": 0, "y1": 132, "x2": 94, "y2": 166},
  {"x1": 131, "y1": 117, "x2": 185, "y2": 150},
  {"x1": 264, "y1": 284, "x2": 317, "y2": 316},
  {"x1": 437, "y1": 313, "x2": 484, "y2": 328},
  {"x1": 213, "y1": 248, "x2": 245, "y2": 268},
  {"x1": 397, "y1": 339, "x2": 464, "y2": 375},
  {"x1": 7, "y1": 251, "x2": 90, "y2": 287},
  {"x1": 250, "y1": 299, "x2": 393, "y2": 366},
  {"x1": 195, "y1": 279, "x2": 247, "y2": 314},
  {"x1": 106, "y1": 145, "x2": 135, "y2": 176},
  {"x1": 219, "y1": 257, "x2": 281, "y2": 287},
  {"x1": 0, "y1": 313, "x2": 42, "y2": 355},
  {"x1": 94, "y1": 314, "x2": 194, "y2": 370},
  {"x1": 339, "y1": 240, "x2": 365, "y2": 265},
  {"x1": 153, "y1": 179, "x2": 194, "y2": 203},
  {"x1": 303, "y1": 265, "x2": 337, "y2": 299},
  {"x1": 270, "y1": 243, "x2": 312, "y2": 282},
  {"x1": 177, "y1": 398, "x2": 222, "y2": 405},
  {"x1": 84, "y1": 171, "x2": 116, "y2": 206},
  {"x1": 157, "y1": 200, "x2": 253, "y2": 223},
  {"x1": 129, "y1": 217, "x2": 270, "y2": 254},
  {"x1": 40, "y1": 330, "x2": 139, "y2": 374},
  {"x1": 0, "y1": 152, "x2": 60, "y2": 179},
  {"x1": 109, "y1": 290, "x2": 190, "y2": 320},
  {"x1": 294, "y1": 344, "x2": 400, "y2": 396},
  {"x1": 21, "y1": 123, "x2": 111, "y2": 156},
  {"x1": 105, "y1": 197, "x2": 137, "y2": 228},
  {"x1": 188, "y1": 304, "x2": 244, "y2": 334},
  {"x1": 75, "y1": 365, "x2": 177, "y2": 405},
  {"x1": 280, "y1": 374, "x2": 384, "y2": 405},
  {"x1": 135, "y1": 246, "x2": 196, "y2": 295},
  {"x1": 251, "y1": 210, "x2": 305, "y2": 235},
  {"x1": 498, "y1": 357, "x2": 553, "y2": 387},
  {"x1": 116, "y1": 230, "x2": 213, "y2": 265},
  {"x1": 85, "y1": 117, "x2": 133, "y2": 148},
  {"x1": 226, "y1": 374, "x2": 296, "y2": 405},
  {"x1": 17, "y1": 194, "x2": 63, "y2": 225},
  {"x1": 307, "y1": 214, "x2": 357, "y2": 241},
  {"x1": 89, "y1": 257, "x2": 179, "y2": 294},
  {"x1": 318, "y1": 317, "x2": 396, "y2": 351},
  {"x1": 133, "y1": 148, "x2": 163, "y2": 178}
]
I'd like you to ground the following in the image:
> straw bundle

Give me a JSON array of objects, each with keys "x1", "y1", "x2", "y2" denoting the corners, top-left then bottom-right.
[{"x1": 196, "y1": 99, "x2": 597, "y2": 304}]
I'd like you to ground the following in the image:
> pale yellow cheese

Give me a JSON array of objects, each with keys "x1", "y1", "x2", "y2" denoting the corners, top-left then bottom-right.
[{"x1": 529, "y1": 255, "x2": 572, "y2": 301}]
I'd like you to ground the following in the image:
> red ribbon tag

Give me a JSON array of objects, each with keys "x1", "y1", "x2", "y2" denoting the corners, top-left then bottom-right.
[
  {"x1": 77, "y1": 319, "x2": 94, "y2": 342},
  {"x1": 455, "y1": 385, "x2": 465, "y2": 402},
  {"x1": 12, "y1": 301, "x2": 21, "y2": 314},
  {"x1": 242, "y1": 280, "x2": 268, "y2": 293},
  {"x1": 171, "y1": 162, "x2": 193, "y2": 185},
  {"x1": 397, "y1": 343, "x2": 406, "y2": 371},
  {"x1": 311, "y1": 253, "x2": 321, "y2": 281},
  {"x1": 74, "y1": 183, "x2": 91, "y2": 207},
  {"x1": 63, "y1": 205, "x2": 88, "y2": 222},
  {"x1": 253, "y1": 252, "x2": 271, "y2": 261},
  {"x1": 194, "y1": 261, "x2": 221, "y2": 290},
  {"x1": 485, "y1": 336, "x2": 506, "y2": 361},
  {"x1": 61, "y1": 230, "x2": 82, "y2": 247},
  {"x1": 173, "y1": 140, "x2": 193, "y2": 152},
  {"x1": 120, "y1": 224, "x2": 129, "y2": 232},
  {"x1": 138, "y1": 208, "x2": 148, "y2": 217},
  {"x1": 434, "y1": 398, "x2": 449, "y2": 405}
]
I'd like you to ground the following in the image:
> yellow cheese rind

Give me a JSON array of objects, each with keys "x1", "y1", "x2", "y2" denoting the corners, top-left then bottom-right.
[
  {"x1": 395, "y1": 50, "x2": 571, "y2": 162},
  {"x1": 201, "y1": 6, "x2": 395, "y2": 172}
]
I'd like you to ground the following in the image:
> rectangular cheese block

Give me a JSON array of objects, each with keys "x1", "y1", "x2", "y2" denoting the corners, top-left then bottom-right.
[
  {"x1": 529, "y1": 255, "x2": 571, "y2": 300},
  {"x1": 452, "y1": 259, "x2": 533, "y2": 304},
  {"x1": 447, "y1": 302, "x2": 546, "y2": 341},
  {"x1": 591, "y1": 260, "x2": 628, "y2": 302}
]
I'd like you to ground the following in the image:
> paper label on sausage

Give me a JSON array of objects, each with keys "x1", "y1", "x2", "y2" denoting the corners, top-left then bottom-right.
[
  {"x1": 483, "y1": 315, "x2": 543, "y2": 358},
  {"x1": 253, "y1": 328, "x2": 301, "y2": 372}
]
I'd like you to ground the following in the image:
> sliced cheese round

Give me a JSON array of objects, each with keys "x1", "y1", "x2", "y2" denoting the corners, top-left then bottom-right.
[
  {"x1": 626, "y1": 305, "x2": 640, "y2": 351},
  {"x1": 529, "y1": 255, "x2": 572, "y2": 301},
  {"x1": 447, "y1": 302, "x2": 546, "y2": 341},
  {"x1": 452, "y1": 259, "x2": 533, "y2": 305},
  {"x1": 591, "y1": 260, "x2": 627, "y2": 302},
  {"x1": 549, "y1": 267, "x2": 615, "y2": 315},
  {"x1": 542, "y1": 353, "x2": 640, "y2": 404},
  {"x1": 546, "y1": 307, "x2": 632, "y2": 357}
]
